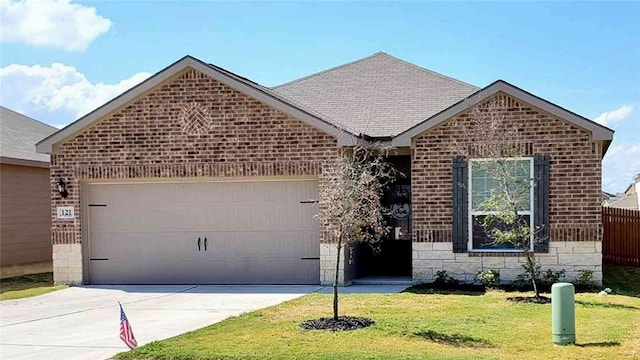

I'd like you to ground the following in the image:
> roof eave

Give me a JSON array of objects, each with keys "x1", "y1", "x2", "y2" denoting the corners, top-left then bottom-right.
[
  {"x1": 0, "y1": 156, "x2": 50, "y2": 168},
  {"x1": 392, "y1": 80, "x2": 615, "y2": 148}
]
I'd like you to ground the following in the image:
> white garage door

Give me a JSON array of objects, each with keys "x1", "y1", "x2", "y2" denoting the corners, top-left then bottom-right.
[{"x1": 87, "y1": 180, "x2": 320, "y2": 284}]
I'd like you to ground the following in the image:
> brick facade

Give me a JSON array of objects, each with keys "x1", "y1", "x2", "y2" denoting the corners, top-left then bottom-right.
[
  {"x1": 412, "y1": 92, "x2": 603, "y2": 243},
  {"x1": 411, "y1": 92, "x2": 604, "y2": 283},
  {"x1": 49, "y1": 69, "x2": 605, "y2": 285},
  {"x1": 50, "y1": 68, "x2": 338, "y2": 251}
]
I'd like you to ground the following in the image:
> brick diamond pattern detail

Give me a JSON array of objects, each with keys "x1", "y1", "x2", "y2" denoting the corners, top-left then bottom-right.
[{"x1": 180, "y1": 102, "x2": 211, "y2": 135}]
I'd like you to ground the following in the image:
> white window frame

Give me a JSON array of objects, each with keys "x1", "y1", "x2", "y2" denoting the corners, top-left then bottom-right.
[{"x1": 467, "y1": 157, "x2": 534, "y2": 252}]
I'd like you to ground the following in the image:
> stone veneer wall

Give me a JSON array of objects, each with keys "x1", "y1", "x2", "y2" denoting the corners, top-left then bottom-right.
[
  {"x1": 413, "y1": 242, "x2": 602, "y2": 284},
  {"x1": 50, "y1": 68, "x2": 338, "y2": 285},
  {"x1": 52, "y1": 244, "x2": 82, "y2": 284},
  {"x1": 320, "y1": 244, "x2": 346, "y2": 286}
]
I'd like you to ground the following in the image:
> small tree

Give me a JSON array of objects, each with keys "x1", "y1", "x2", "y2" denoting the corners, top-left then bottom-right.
[
  {"x1": 318, "y1": 142, "x2": 396, "y2": 319},
  {"x1": 453, "y1": 96, "x2": 546, "y2": 299}
]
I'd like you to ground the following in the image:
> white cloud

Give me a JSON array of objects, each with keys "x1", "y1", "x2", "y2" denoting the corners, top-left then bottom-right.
[
  {"x1": 594, "y1": 105, "x2": 633, "y2": 128},
  {"x1": 0, "y1": 0, "x2": 111, "y2": 51},
  {"x1": 603, "y1": 143, "x2": 640, "y2": 193},
  {"x1": 0, "y1": 63, "x2": 151, "y2": 124}
]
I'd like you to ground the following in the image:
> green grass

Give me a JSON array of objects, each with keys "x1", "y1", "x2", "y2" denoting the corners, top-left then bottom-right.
[
  {"x1": 119, "y1": 289, "x2": 640, "y2": 360},
  {"x1": 604, "y1": 264, "x2": 640, "y2": 297},
  {"x1": 0, "y1": 273, "x2": 67, "y2": 301}
]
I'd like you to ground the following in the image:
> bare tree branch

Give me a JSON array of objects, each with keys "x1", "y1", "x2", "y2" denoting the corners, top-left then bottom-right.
[
  {"x1": 317, "y1": 139, "x2": 398, "y2": 319},
  {"x1": 451, "y1": 95, "x2": 544, "y2": 298}
]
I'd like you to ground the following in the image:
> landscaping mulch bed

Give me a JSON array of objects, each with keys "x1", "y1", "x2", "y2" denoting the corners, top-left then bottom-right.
[
  {"x1": 299, "y1": 316, "x2": 375, "y2": 331},
  {"x1": 406, "y1": 282, "x2": 598, "y2": 300},
  {"x1": 403, "y1": 283, "x2": 486, "y2": 295},
  {"x1": 506, "y1": 296, "x2": 551, "y2": 304}
]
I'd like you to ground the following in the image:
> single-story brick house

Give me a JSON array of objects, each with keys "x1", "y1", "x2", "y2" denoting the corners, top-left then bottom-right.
[
  {"x1": 36, "y1": 53, "x2": 613, "y2": 285},
  {"x1": 1, "y1": 106, "x2": 57, "y2": 278}
]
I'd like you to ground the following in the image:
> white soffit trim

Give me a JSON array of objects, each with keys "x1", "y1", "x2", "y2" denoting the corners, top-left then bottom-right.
[
  {"x1": 36, "y1": 56, "x2": 352, "y2": 154},
  {"x1": 392, "y1": 80, "x2": 614, "y2": 147}
]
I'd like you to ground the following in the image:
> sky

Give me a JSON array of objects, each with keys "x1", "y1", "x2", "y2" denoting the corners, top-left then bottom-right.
[{"x1": 0, "y1": 0, "x2": 638, "y2": 192}]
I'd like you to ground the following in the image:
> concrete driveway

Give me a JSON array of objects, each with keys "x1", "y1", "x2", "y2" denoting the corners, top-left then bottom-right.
[{"x1": 0, "y1": 285, "x2": 322, "y2": 360}]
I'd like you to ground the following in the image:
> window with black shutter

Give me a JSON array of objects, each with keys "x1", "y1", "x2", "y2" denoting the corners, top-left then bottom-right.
[
  {"x1": 468, "y1": 158, "x2": 534, "y2": 251},
  {"x1": 533, "y1": 154, "x2": 550, "y2": 253},
  {"x1": 452, "y1": 156, "x2": 468, "y2": 253},
  {"x1": 452, "y1": 155, "x2": 550, "y2": 253}
]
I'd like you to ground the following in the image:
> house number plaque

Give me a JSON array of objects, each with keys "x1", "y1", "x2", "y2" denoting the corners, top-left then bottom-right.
[{"x1": 56, "y1": 206, "x2": 75, "y2": 219}]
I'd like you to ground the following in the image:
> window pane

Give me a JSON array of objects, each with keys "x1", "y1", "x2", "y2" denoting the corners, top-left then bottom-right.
[
  {"x1": 472, "y1": 214, "x2": 531, "y2": 250},
  {"x1": 471, "y1": 159, "x2": 531, "y2": 212},
  {"x1": 511, "y1": 160, "x2": 531, "y2": 211}
]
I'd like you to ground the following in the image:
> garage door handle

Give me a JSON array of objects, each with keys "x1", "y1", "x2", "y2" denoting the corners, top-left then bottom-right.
[
  {"x1": 204, "y1": 237, "x2": 207, "y2": 251},
  {"x1": 197, "y1": 237, "x2": 201, "y2": 251}
]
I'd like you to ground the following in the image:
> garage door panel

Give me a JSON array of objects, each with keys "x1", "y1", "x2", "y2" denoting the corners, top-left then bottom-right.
[
  {"x1": 91, "y1": 256, "x2": 196, "y2": 284},
  {"x1": 205, "y1": 205, "x2": 316, "y2": 232},
  {"x1": 88, "y1": 180, "x2": 319, "y2": 284},
  {"x1": 203, "y1": 230, "x2": 319, "y2": 257},
  {"x1": 89, "y1": 232, "x2": 200, "y2": 259},
  {"x1": 91, "y1": 260, "x2": 319, "y2": 285},
  {"x1": 188, "y1": 257, "x2": 318, "y2": 285}
]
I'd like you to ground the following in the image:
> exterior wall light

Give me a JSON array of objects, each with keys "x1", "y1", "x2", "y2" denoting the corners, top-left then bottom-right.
[{"x1": 58, "y1": 178, "x2": 69, "y2": 198}]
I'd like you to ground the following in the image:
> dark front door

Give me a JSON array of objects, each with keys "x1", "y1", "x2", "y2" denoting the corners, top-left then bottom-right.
[{"x1": 360, "y1": 183, "x2": 412, "y2": 277}]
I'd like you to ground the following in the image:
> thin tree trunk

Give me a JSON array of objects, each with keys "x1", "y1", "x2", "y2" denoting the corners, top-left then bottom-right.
[
  {"x1": 506, "y1": 197, "x2": 540, "y2": 299},
  {"x1": 333, "y1": 237, "x2": 342, "y2": 321},
  {"x1": 525, "y1": 251, "x2": 540, "y2": 299}
]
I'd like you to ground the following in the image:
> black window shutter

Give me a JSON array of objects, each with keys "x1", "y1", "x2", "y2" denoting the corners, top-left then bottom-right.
[
  {"x1": 533, "y1": 154, "x2": 550, "y2": 253},
  {"x1": 452, "y1": 156, "x2": 468, "y2": 253}
]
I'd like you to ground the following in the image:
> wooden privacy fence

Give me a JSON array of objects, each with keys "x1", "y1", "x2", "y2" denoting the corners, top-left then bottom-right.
[{"x1": 602, "y1": 207, "x2": 640, "y2": 267}]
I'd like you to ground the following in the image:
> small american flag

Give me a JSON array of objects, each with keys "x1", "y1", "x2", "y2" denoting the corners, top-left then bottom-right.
[{"x1": 119, "y1": 302, "x2": 138, "y2": 349}]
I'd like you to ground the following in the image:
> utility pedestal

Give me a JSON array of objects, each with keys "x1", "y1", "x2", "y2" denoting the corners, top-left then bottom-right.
[{"x1": 551, "y1": 282, "x2": 576, "y2": 345}]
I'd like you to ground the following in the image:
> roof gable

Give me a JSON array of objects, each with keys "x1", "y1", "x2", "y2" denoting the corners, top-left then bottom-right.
[
  {"x1": 273, "y1": 52, "x2": 479, "y2": 137},
  {"x1": 37, "y1": 56, "x2": 355, "y2": 154},
  {"x1": 392, "y1": 80, "x2": 614, "y2": 147},
  {"x1": 36, "y1": 55, "x2": 613, "y2": 153},
  {"x1": 1, "y1": 106, "x2": 57, "y2": 165}
]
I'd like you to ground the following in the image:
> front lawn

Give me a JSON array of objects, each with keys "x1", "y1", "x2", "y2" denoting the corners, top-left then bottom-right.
[
  {"x1": 0, "y1": 273, "x2": 67, "y2": 301},
  {"x1": 604, "y1": 264, "x2": 640, "y2": 297},
  {"x1": 119, "y1": 290, "x2": 640, "y2": 360}
]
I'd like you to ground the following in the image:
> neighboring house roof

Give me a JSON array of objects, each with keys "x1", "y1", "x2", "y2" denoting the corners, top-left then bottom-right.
[
  {"x1": 273, "y1": 52, "x2": 479, "y2": 137},
  {"x1": 36, "y1": 53, "x2": 615, "y2": 154},
  {"x1": 624, "y1": 182, "x2": 636, "y2": 195},
  {"x1": 604, "y1": 194, "x2": 639, "y2": 210},
  {"x1": 605, "y1": 174, "x2": 640, "y2": 210},
  {"x1": 1, "y1": 106, "x2": 57, "y2": 167}
]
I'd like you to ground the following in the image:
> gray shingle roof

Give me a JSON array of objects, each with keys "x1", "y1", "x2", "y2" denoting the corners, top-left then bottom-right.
[
  {"x1": 1, "y1": 106, "x2": 57, "y2": 163},
  {"x1": 207, "y1": 63, "x2": 358, "y2": 134},
  {"x1": 273, "y1": 52, "x2": 479, "y2": 137}
]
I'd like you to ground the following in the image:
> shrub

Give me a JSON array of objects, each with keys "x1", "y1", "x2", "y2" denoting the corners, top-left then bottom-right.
[
  {"x1": 512, "y1": 263, "x2": 541, "y2": 290},
  {"x1": 433, "y1": 270, "x2": 459, "y2": 287},
  {"x1": 541, "y1": 269, "x2": 566, "y2": 286},
  {"x1": 576, "y1": 269, "x2": 594, "y2": 286},
  {"x1": 513, "y1": 266, "x2": 566, "y2": 291},
  {"x1": 476, "y1": 269, "x2": 500, "y2": 287},
  {"x1": 512, "y1": 272, "x2": 530, "y2": 289}
]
